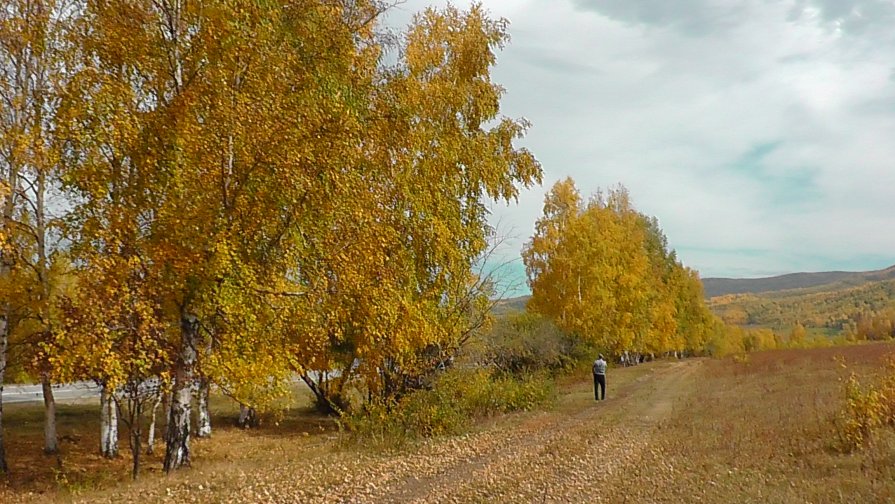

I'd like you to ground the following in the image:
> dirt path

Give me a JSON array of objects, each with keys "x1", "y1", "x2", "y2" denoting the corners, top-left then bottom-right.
[{"x1": 365, "y1": 359, "x2": 703, "y2": 503}]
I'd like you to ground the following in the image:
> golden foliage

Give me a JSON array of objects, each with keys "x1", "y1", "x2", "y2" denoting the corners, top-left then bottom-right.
[
  {"x1": 15, "y1": 0, "x2": 541, "y2": 420},
  {"x1": 837, "y1": 357, "x2": 895, "y2": 451},
  {"x1": 2, "y1": 0, "x2": 543, "y2": 472},
  {"x1": 522, "y1": 179, "x2": 713, "y2": 357}
]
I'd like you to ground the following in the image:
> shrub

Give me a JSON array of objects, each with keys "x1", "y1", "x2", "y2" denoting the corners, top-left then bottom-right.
[
  {"x1": 341, "y1": 367, "x2": 554, "y2": 444},
  {"x1": 474, "y1": 312, "x2": 588, "y2": 376},
  {"x1": 838, "y1": 374, "x2": 886, "y2": 451},
  {"x1": 835, "y1": 358, "x2": 895, "y2": 451}
]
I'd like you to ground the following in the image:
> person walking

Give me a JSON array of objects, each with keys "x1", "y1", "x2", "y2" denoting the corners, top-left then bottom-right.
[{"x1": 593, "y1": 354, "x2": 607, "y2": 401}]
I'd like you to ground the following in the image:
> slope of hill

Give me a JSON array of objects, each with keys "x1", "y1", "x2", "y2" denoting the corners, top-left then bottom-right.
[
  {"x1": 708, "y1": 277, "x2": 895, "y2": 331},
  {"x1": 492, "y1": 295, "x2": 530, "y2": 315},
  {"x1": 702, "y1": 264, "x2": 895, "y2": 298}
]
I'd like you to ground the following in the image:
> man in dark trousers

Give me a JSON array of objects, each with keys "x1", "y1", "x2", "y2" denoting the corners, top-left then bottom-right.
[{"x1": 593, "y1": 354, "x2": 607, "y2": 401}]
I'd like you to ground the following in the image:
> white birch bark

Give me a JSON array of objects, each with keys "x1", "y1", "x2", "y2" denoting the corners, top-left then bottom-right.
[
  {"x1": 237, "y1": 404, "x2": 258, "y2": 429},
  {"x1": 0, "y1": 315, "x2": 8, "y2": 473},
  {"x1": 164, "y1": 311, "x2": 197, "y2": 472},
  {"x1": 146, "y1": 392, "x2": 162, "y2": 454},
  {"x1": 196, "y1": 380, "x2": 211, "y2": 438},
  {"x1": 238, "y1": 404, "x2": 249, "y2": 427},
  {"x1": 100, "y1": 385, "x2": 118, "y2": 458}
]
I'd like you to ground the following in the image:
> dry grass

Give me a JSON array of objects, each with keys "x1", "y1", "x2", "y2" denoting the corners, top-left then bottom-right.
[
  {"x1": 1, "y1": 401, "x2": 124, "y2": 496},
  {"x1": 2, "y1": 343, "x2": 895, "y2": 503},
  {"x1": 0, "y1": 384, "x2": 332, "y2": 501},
  {"x1": 614, "y1": 342, "x2": 895, "y2": 503}
]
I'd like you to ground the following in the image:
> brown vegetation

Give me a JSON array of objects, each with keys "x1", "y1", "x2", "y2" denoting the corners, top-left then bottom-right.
[{"x1": 3, "y1": 343, "x2": 895, "y2": 502}]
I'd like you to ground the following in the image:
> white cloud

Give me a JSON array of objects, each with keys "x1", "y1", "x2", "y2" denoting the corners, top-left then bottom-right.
[{"x1": 388, "y1": 0, "x2": 895, "y2": 284}]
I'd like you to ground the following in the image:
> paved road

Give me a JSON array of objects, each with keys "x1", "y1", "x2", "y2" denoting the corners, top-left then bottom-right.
[
  {"x1": 3, "y1": 377, "x2": 313, "y2": 405},
  {"x1": 3, "y1": 381, "x2": 100, "y2": 405}
]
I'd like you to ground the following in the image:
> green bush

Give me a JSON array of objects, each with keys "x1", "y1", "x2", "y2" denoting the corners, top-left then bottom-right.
[
  {"x1": 474, "y1": 312, "x2": 589, "y2": 376},
  {"x1": 341, "y1": 367, "x2": 554, "y2": 444}
]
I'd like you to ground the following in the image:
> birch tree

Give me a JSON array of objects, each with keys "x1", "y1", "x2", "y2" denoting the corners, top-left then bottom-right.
[
  {"x1": 59, "y1": 0, "x2": 395, "y2": 471},
  {"x1": 524, "y1": 179, "x2": 714, "y2": 359},
  {"x1": 0, "y1": 0, "x2": 78, "y2": 462},
  {"x1": 284, "y1": 4, "x2": 541, "y2": 410}
]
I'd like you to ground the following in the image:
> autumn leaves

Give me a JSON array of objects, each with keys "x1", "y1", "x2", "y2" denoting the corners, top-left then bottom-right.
[
  {"x1": 0, "y1": 0, "x2": 717, "y2": 482},
  {"x1": 0, "y1": 1, "x2": 541, "y2": 476},
  {"x1": 523, "y1": 178, "x2": 715, "y2": 359}
]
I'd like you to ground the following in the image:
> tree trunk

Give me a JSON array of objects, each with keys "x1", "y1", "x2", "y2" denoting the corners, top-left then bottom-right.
[
  {"x1": 100, "y1": 386, "x2": 118, "y2": 458},
  {"x1": 164, "y1": 312, "x2": 197, "y2": 472},
  {"x1": 0, "y1": 314, "x2": 8, "y2": 474},
  {"x1": 41, "y1": 373, "x2": 58, "y2": 454},
  {"x1": 131, "y1": 425, "x2": 141, "y2": 480},
  {"x1": 238, "y1": 404, "x2": 248, "y2": 427},
  {"x1": 1, "y1": 97, "x2": 18, "y2": 475},
  {"x1": 196, "y1": 379, "x2": 211, "y2": 438},
  {"x1": 237, "y1": 404, "x2": 258, "y2": 429},
  {"x1": 146, "y1": 392, "x2": 162, "y2": 455},
  {"x1": 302, "y1": 373, "x2": 344, "y2": 415},
  {"x1": 129, "y1": 399, "x2": 142, "y2": 480},
  {"x1": 195, "y1": 329, "x2": 212, "y2": 439},
  {"x1": 162, "y1": 389, "x2": 171, "y2": 430}
]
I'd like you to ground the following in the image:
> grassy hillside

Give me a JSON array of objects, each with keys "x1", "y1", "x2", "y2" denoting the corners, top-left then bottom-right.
[
  {"x1": 702, "y1": 264, "x2": 895, "y2": 297},
  {"x1": 708, "y1": 275, "x2": 895, "y2": 335}
]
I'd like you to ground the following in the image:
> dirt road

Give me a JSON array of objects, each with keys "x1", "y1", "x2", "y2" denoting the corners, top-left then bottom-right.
[
  {"x1": 22, "y1": 345, "x2": 894, "y2": 504},
  {"x1": 244, "y1": 360, "x2": 699, "y2": 503},
  {"x1": 377, "y1": 359, "x2": 702, "y2": 503}
]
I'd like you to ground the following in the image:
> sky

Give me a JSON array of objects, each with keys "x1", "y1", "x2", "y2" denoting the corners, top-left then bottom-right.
[{"x1": 384, "y1": 0, "x2": 895, "y2": 293}]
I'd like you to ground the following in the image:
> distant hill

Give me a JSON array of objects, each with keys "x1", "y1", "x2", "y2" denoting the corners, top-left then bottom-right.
[
  {"x1": 708, "y1": 277, "x2": 895, "y2": 331},
  {"x1": 492, "y1": 295, "x2": 530, "y2": 315},
  {"x1": 702, "y1": 264, "x2": 895, "y2": 298},
  {"x1": 705, "y1": 264, "x2": 895, "y2": 333}
]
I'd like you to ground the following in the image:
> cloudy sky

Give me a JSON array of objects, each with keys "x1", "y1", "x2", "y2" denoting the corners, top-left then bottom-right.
[{"x1": 386, "y1": 0, "x2": 895, "y2": 291}]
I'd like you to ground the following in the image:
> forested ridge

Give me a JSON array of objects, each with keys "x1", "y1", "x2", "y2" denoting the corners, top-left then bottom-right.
[
  {"x1": 709, "y1": 277, "x2": 895, "y2": 339},
  {"x1": 703, "y1": 264, "x2": 895, "y2": 298}
]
